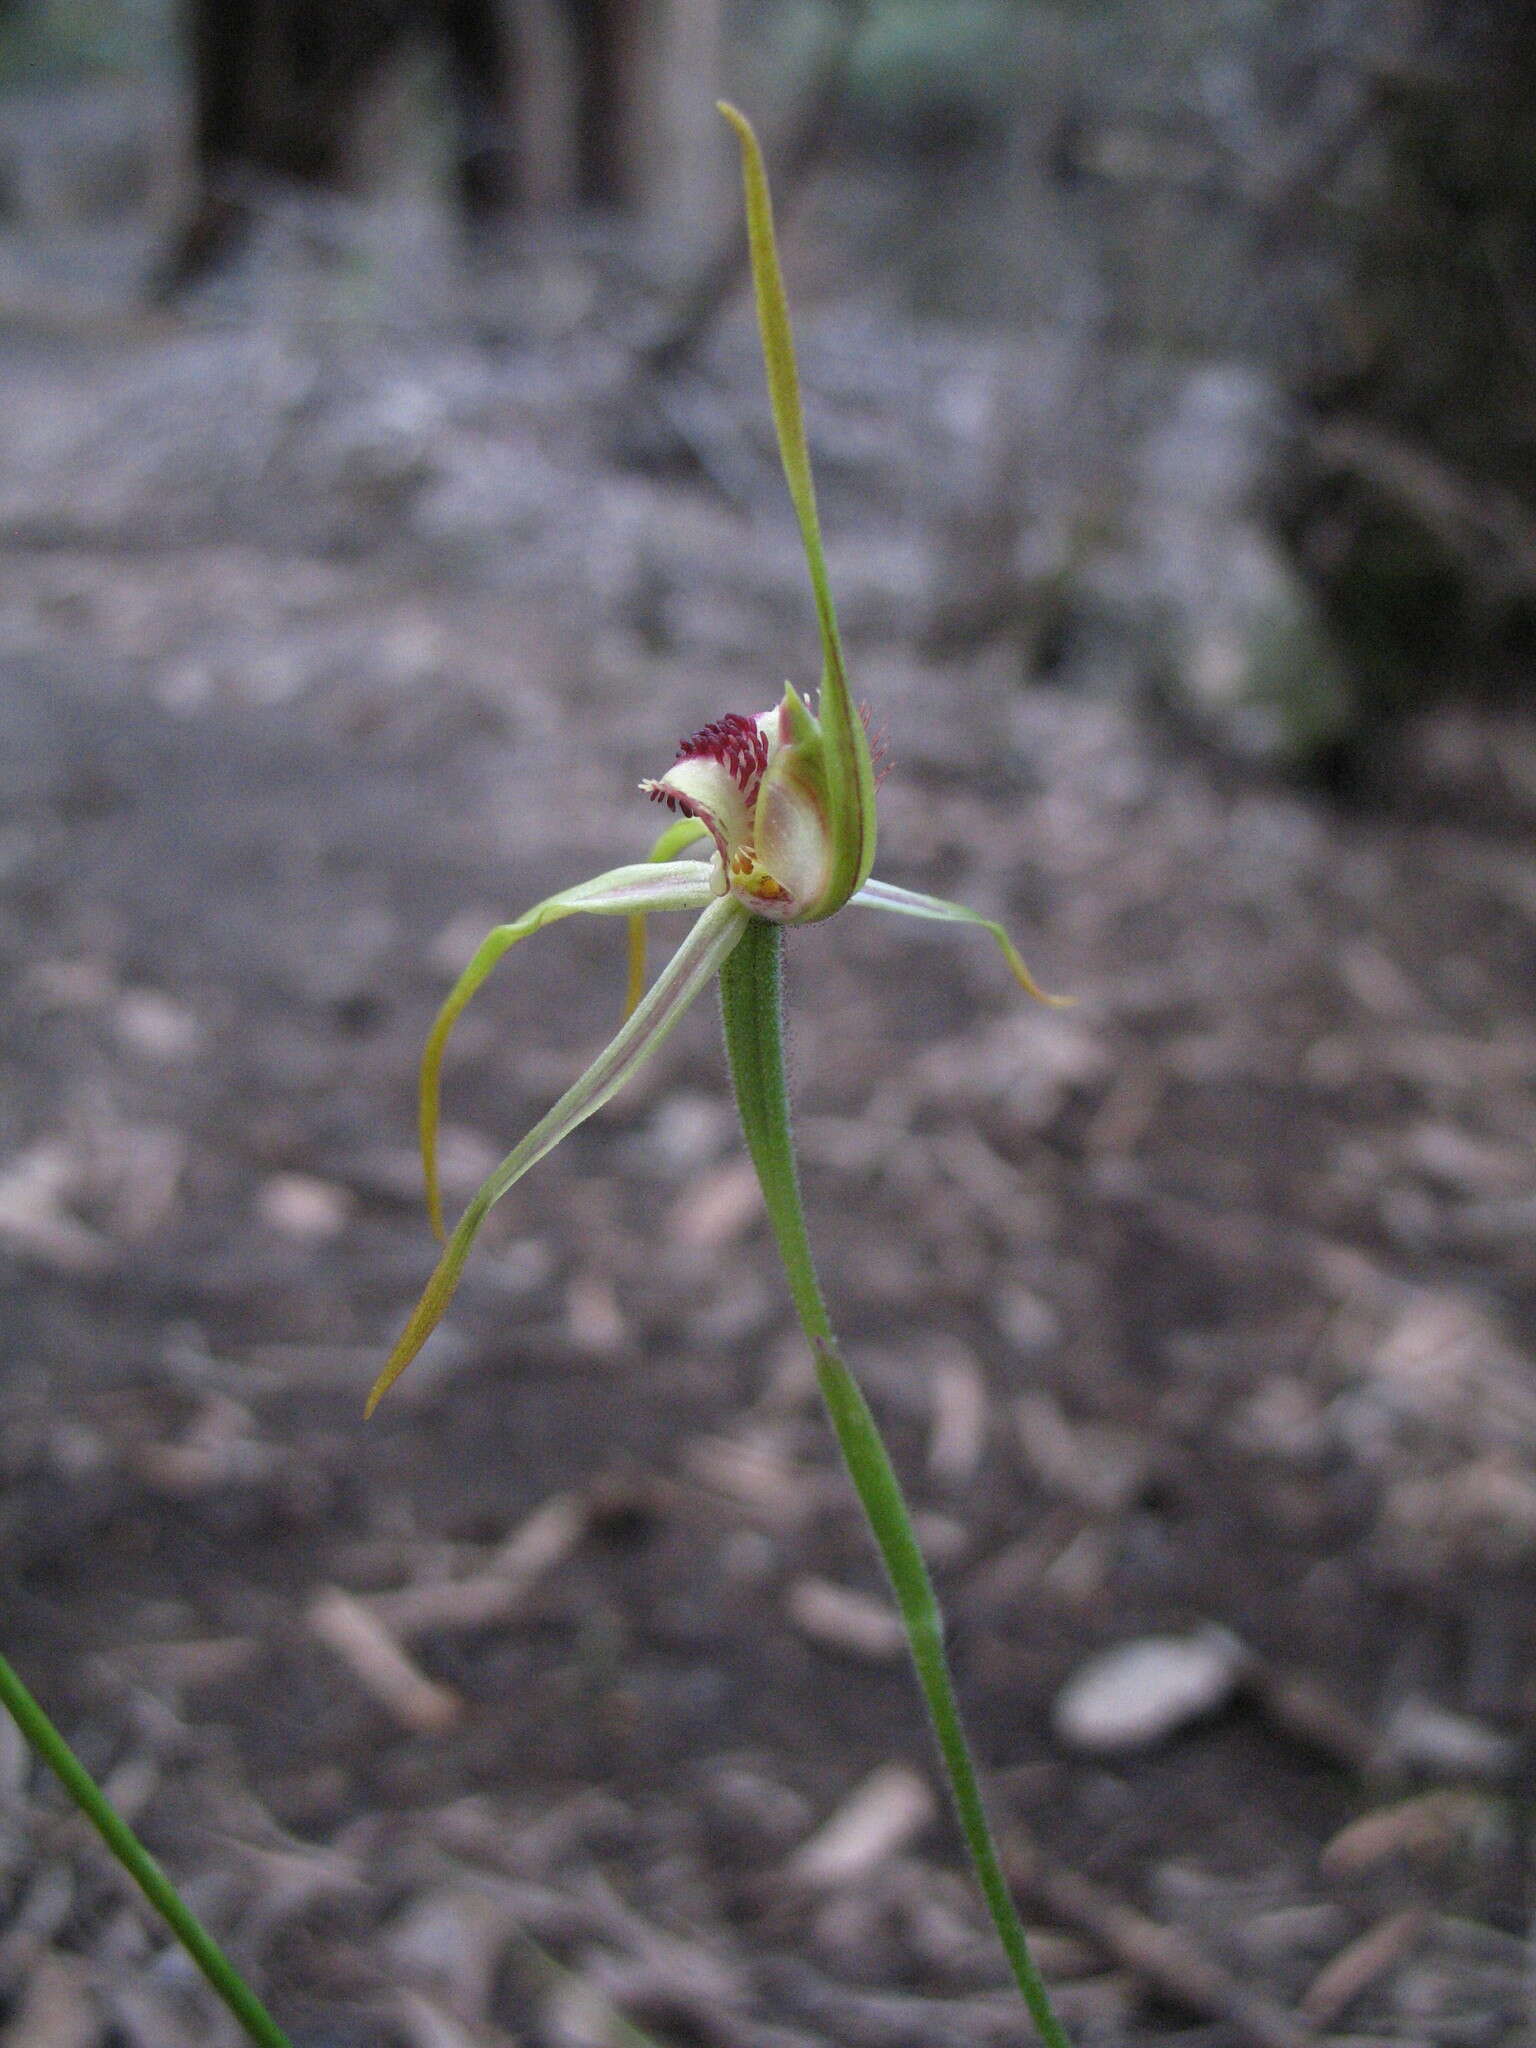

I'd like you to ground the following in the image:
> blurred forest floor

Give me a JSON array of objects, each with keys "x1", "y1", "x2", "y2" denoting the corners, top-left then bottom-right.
[{"x1": 2, "y1": 57, "x2": 1536, "y2": 2048}]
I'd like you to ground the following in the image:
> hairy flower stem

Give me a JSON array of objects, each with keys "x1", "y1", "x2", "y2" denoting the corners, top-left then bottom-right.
[
  {"x1": 718, "y1": 920, "x2": 1072, "y2": 2048},
  {"x1": 0, "y1": 1652, "x2": 293, "y2": 2048}
]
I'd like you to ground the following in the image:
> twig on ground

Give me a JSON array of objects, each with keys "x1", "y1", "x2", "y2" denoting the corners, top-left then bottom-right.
[
  {"x1": 307, "y1": 1588, "x2": 461, "y2": 1734},
  {"x1": 1300, "y1": 1908, "x2": 1429, "y2": 2028},
  {"x1": 358, "y1": 1493, "x2": 587, "y2": 1640},
  {"x1": 1006, "y1": 1831, "x2": 1313, "y2": 2048}
]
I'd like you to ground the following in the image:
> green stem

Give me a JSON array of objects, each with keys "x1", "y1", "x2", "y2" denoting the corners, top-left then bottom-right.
[
  {"x1": 0, "y1": 1652, "x2": 293, "y2": 2048},
  {"x1": 719, "y1": 920, "x2": 1072, "y2": 2048}
]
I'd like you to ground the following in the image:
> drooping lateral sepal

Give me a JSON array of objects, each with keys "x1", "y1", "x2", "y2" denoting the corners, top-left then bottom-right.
[
  {"x1": 369, "y1": 893, "x2": 750, "y2": 1415},
  {"x1": 418, "y1": 860, "x2": 719, "y2": 1242}
]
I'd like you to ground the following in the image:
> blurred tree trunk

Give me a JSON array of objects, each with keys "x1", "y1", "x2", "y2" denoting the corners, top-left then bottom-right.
[
  {"x1": 1276, "y1": 0, "x2": 1536, "y2": 706},
  {"x1": 156, "y1": 0, "x2": 722, "y2": 295}
]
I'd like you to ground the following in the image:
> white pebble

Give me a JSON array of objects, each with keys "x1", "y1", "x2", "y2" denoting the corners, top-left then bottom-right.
[{"x1": 1053, "y1": 1627, "x2": 1248, "y2": 1754}]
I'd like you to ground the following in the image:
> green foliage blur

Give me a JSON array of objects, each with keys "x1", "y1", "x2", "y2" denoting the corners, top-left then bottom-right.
[
  {"x1": 0, "y1": 0, "x2": 174, "y2": 84},
  {"x1": 845, "y1": 0, "x2": 1027, "y2": 143}
]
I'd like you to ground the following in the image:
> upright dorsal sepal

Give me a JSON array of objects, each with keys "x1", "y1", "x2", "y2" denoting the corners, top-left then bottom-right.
[{"x1": 717, "y1": 101, "x2": 878, "y2": 920}]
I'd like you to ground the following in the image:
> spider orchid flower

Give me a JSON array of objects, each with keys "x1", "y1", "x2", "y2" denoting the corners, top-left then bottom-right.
[{"x1": 367, "y1": 106, "x2": 1061, "y2": 1416}]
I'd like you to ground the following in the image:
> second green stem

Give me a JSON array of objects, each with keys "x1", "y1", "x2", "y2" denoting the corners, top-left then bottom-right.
[{"x1": 0, "y1": 1651, "x2": 292, "y2": 2048}]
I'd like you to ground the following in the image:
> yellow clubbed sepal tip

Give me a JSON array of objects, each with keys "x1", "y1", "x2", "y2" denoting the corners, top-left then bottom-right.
[{"x1": 1001, "y1": 941, "x2": 1076, "y2": 1010}]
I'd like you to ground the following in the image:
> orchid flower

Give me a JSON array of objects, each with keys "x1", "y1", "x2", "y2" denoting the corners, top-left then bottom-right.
[
  {"x1": 370, "y1": 105, "x2": 1057, "y2": 1417},
  {"x1": 369, "y1": 105, "x2": 1072, "y2": 2048}
]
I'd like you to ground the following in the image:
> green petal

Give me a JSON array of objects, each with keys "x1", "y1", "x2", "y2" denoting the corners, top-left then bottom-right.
[
  {"x1": 719, "y1": 102, "x2": 877, "y2": 916},
  {"x1": 421, "y1": 861, "x2": 717, "y2": 1241},
  {"x1": 645, "y1": 816, "x2": 712, "y2": 863},
  {"x1": 626, "y1": 817, "x2": 713, "y2": 1020},
  {"x1": 852, "y1": 878, "x2": 1071, "y2": 1006},
  {"x1": 369, "y1": 894, "x2": 748, "y2": 1415}
]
